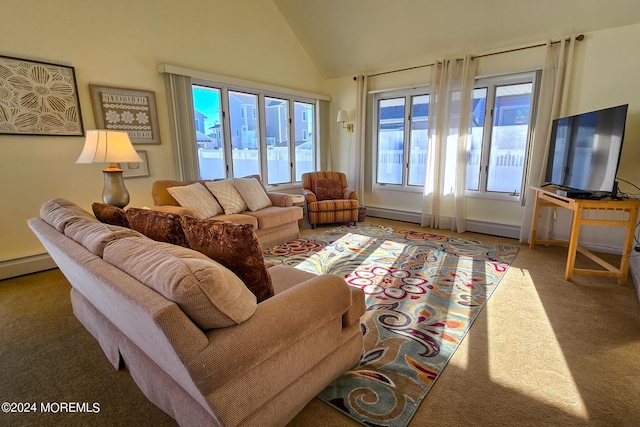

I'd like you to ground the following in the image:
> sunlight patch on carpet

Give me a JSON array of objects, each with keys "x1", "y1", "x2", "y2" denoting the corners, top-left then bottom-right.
[
  {"x1": 485, "y1": 268, "x2": 588, "y2": 419},
  {"x1": 264, "y1": 224, "x2": 520, "y2": 427}
]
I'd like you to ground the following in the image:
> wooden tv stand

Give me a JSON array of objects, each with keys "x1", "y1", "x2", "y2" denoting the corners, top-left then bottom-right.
[{"x1": 529, "y1": 187, "x2": 640, "y2": 285}]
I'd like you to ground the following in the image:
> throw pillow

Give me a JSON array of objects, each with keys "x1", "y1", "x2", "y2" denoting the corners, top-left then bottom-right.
[
  {"x1": 126, "y1": 208, "x2": 188, "y2": 247},
  {"x1": 233, "y1": 177, "x2": 272, "y2": 212},
  {"x1": 167, "y1": 182, "x2": 223, "y2": 219},
  {"x1": 205, "y1": 179, "x2": 248, "y2": 215},
  {"x1": 181, "y1": 216, "x2": 274, "y2": 302},
  {"x1": 314, "y1": 178, "x2": 343, "y2": 201},
  {"x1": 92, "y1": 202, "x2": 130, "y2": 228}
]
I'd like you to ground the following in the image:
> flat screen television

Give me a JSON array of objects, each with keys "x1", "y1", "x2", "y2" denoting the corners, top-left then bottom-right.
[{"x1": 545, "y1": 104, "x2": 628, "y2": 198}]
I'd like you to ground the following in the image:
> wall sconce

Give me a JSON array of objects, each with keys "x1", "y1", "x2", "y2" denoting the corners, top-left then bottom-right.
[{"x1": 337, "y1": 110, "x2": 354, "y2": 133}]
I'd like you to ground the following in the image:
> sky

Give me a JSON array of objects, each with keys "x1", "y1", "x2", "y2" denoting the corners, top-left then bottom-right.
[{"x1": 192, "y1": 86, "x2": 221, "y2": 132}]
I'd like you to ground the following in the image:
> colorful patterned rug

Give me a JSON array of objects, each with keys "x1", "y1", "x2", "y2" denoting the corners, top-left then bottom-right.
[{"x1": 263, "y1": 224, "x2": 519, "y2": 427}]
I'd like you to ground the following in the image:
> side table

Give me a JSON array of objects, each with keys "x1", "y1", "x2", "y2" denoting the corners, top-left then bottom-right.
[
  {"x1": 290, "y1": 195, "x2": 305, "y2": 229},
  {"x1": 529, "y1": 186, "x2": 640, "y2": 285}
]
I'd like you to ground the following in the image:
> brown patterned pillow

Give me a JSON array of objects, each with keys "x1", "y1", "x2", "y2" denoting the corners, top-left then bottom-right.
[
  {"x1": 126, "y1": 208, "x2": 188, "y2": 247},
  {"x1": 314, "y1": 178, "x2": 343, "y2": 201},
  {"x1": 181, "y1": 216, "x2": 274, "y2": 302},
  {"x1": 92, "y1": 202, "x2": 130, "y2": 228}
]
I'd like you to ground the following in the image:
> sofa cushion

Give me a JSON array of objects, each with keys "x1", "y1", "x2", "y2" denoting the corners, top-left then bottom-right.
[
  {"x1": 40, "y1": 198, "x2": 97, "y2": 232},
  {"x1": 103, "y1": 236, "x2": 257, "y2": 329},
  {"x1": 243, "y1": 206, "x2": 302, "y2": 229},
  {"x1": 205, "y1": 180, "x2": 247, "y2": 215},
  {"x1": 233, "y1": 177, "x2": 272, "y2": 212},
  {"x1": 92, "y1": 202, "x2": 130, "y2": 228},
  {"x1": 64, "y1": 217, "x2": 142, "y2": 257},
  {"x1": 314, "y1": 178, "x2": 343, "y2": 201},
  {"x1": 181, "y1": 216, "x2": 274, "y2": 302},
  {"x1": 126, "y1": 208, "x2": 188, "y2": 247},
  {"x1": 167, "y1": 182, "x2": 223, "y2": 219}
]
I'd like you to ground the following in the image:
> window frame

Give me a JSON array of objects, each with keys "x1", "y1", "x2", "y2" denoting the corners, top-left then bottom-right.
[
  {"x1": 191, "y1": 79, "x2": 319, "y2": 189},
  {"x1": 372, "y1": 85, "x2": 429, "y2": 193},
  {"x1": 466, "y1": 71, "x2": 539, "y2": 202}
]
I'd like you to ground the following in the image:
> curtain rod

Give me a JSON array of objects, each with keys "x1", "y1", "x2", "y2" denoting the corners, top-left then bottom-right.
[{"x1": 362, "y1": 34, "x2": 584, "y2": 79}]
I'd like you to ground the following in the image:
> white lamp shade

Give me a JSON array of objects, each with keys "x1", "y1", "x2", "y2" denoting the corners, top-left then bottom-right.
[
  {"x1": 337, "y1": 110, "x2": 349, "y2": 123},
  {"x1": 76, "y1": 130, "x2": 143, "y2": 164}
]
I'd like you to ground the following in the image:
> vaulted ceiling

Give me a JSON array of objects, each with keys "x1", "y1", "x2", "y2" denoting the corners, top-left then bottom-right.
[{"x1": 274, "y1": 0, "x2": 640, "y2": 79}]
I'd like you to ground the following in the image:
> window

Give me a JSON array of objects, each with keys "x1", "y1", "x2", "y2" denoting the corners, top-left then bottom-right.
[
  {"x1": 265, "y1": 96, "x2": 290, "y2": 185},
  {"x1": 374, "y1": 87, "x2": 429, "y2": 189},
  {"x1": 467, "y1": 72, "x2": 537, "y2": 198},
  {"x1": 372, "y1": 73, "x2": 537, "y2": 200},
  {"x1": 192, "y1": 83, "x2": 317, "y2": 186},
  {"x1": 192, "y1": 86, "x2": 225, "y2": 179},
  {"x1": 294, "y1": 101, "x2": 314, "y2": 181}
]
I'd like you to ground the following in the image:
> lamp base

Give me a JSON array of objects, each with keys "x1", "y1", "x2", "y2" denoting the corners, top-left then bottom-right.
[{"x1": 102, "y1": 165, "x2": 130, "y2": 208}]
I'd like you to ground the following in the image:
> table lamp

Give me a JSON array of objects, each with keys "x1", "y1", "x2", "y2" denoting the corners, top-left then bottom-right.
[{"x1": 76, "y1": 130, "x2": 143, "y2": 208}]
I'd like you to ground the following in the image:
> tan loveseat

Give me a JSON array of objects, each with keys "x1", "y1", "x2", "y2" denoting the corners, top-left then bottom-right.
[
  {"x1": 28, "y1": 198, "x2": 365, "y2": 427},
  {"x1": 152, "y1": 176, "x2": 301, "y2": 249}
]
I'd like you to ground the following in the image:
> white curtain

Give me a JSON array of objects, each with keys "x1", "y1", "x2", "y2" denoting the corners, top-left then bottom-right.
[
  {"x1": 164, "y1": 73, "x2": 199, "y2": 181},
  {"x1": 421, "y1": 55, "x2": 477, "y2": 232},
  {"x1": 519, "y1": 36, "x2": 577, "y2": 243},
  {"x1": 319, "y1": 100, "x2": 333, "y2": 171},
  {"x1": 354, "y1": 74, "x2": 367, "y2": 205}
]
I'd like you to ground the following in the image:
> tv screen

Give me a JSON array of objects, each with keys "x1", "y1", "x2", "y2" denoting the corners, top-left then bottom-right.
[{"x1": 545, "y1": 104, "x2": 628, "y2": 196}]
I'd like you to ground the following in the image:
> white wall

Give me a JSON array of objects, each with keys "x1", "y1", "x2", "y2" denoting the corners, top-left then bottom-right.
[
  {"x1": 325, "y1": 23, "x2": 640, "y2": 248},
  {"x1": 0, "y1": 0, "x2": 323, "y2": 266}
]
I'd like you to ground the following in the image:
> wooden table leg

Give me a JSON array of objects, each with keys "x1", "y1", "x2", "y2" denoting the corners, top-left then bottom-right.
[
  {"x1": 565, "y1": 206, "x2": 583, "y2": 282},
  {"x1": 529, "y1": 191, "x2": 541, "y2": 250},
  {"x1": 618, "y1": 207, "x2": 639, "y2": 285}
]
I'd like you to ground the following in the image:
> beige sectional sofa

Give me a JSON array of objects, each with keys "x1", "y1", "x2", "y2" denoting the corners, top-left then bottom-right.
[
  {"x1": 152, "y1": 176, "x2": 302, "y2": 249},
  {"x1": 28, "y1": 198, "x2": 365, "y2": 427}
]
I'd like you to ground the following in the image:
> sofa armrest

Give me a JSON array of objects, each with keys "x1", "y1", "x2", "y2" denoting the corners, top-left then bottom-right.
[
  {"x1": 344, "y1": 287, "x2": 365, "y2": 327},
  {"x1": 267, "y1": 191, "x2": 293, "y2": 207},
  {"x1": 152, "y1": 205, "x2": 196, "y2": 217},
  {"x1": 188, "y1": 273, "x2": 354, "y2": 392},
  {"x1": 302, "y1": 189, "x2": 317, "y2": 203}
]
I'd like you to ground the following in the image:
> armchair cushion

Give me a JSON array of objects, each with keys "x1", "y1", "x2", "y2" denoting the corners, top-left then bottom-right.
[
  {"x1": 314, "y1": 178, "x2": 343, "y2": 201},
  {"x1": 92, "y1": 202, "x2": 130, "y2": 228},
  {"x1": 181, "y1": 216, "x2": 275, "y2": 302},
  {"x1": 126, "y1": 208, "x2": 188, "y2": 247},
  {"x1": 167, "y1": 182, "x2": 223, "y2": 219}
]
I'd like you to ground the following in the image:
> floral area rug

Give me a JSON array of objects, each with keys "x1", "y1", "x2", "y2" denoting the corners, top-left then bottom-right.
[{"x1": 263, "y1": 224, "x2": 519, "y2": 427}]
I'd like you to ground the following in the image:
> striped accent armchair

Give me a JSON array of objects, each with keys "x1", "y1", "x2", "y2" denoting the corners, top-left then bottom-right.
[{"x1": 302, "y1": 171, "x2": 359, "y2": 228}]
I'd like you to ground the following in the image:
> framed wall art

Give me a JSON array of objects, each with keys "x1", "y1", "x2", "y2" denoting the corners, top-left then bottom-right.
[
  {"x1": 0, "y1": 55, "x2": 84, "y2": 136},
  {"x1": 120, "y1": 150, "x2": 150, "y2": 178},
  {"x1": 90, "y1": 84, "x2": 160, "y2": 144}
]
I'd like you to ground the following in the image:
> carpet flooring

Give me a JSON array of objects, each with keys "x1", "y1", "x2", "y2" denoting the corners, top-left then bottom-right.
[
  {"x1": 1, "y1": 217, "x2": 640, "y2": 426},
  {"x1": 264, "y1": 224, "x2": 519, "y2": 426}
]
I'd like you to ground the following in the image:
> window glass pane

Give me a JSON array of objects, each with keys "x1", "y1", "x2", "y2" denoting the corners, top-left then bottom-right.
[
  {"x1": 295, "y1": 102, "x2": 314, "y2": 181},
  {"x1": 265, "y1": 97, "x2": 290, "y2": 185},
  {"x1": 228, "y1": 91, "x2": 260, "y2": 177},
  {"x1": 377, "y1": 98, "x2": 405, "y2": 184},
  {"x1": 192, "y1": 85, "x2": 225, "y2": 179},
  {"x1": 486, "y1": 83, "x2": 532, "y2": 193},
  {"x1": 467, "y1": 88, "x2": 487, "y2": 191},
  {"x1": 408, "y1": 95, "x2": 428, "y2": 186}
]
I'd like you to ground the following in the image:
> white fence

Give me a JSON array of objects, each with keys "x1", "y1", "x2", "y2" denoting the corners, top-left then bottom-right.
[
  {"x1": 198, "y1": 147, "x2": 312, "y2": 183},
  {"x1": 377, "y1": 147, "x2": 525, "y2": 192}
]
